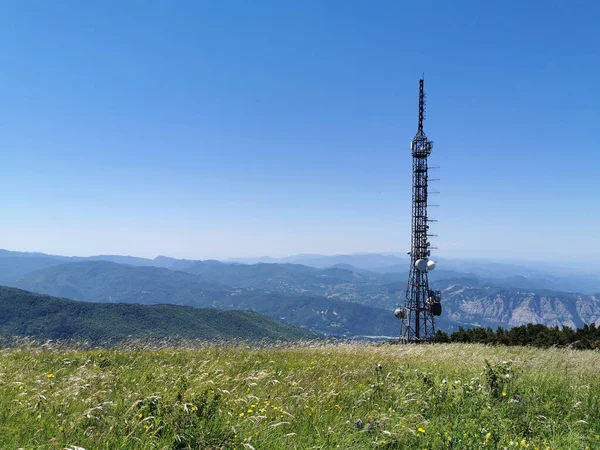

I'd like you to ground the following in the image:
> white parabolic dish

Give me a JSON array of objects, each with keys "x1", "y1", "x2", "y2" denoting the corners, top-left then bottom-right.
[
  {"x1": 415, "y1": 259, "x2": 427, "y2": 272},
  {"x1": 427, "y1": 260, "x2": 436, "y2": 271}
]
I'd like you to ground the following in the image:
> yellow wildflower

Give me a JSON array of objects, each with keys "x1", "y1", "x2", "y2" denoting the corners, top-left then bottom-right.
[
  {"x1": 47, "y1": 373, "x2": 54, "y2": 379},
  {"x1": 502, "y1": 392, "x2": 507, "y2": 397},
  {"x1": 418, "y1": 427, "x2": 426, "y2": 434}
]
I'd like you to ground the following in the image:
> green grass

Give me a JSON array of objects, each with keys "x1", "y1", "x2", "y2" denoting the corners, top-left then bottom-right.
[{"x1": 0, "y1": 342, "x2": 599, "y2": 449}]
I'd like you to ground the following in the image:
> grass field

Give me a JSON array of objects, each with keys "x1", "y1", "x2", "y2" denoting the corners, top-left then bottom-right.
[{"x1": 0, "y1": 341, "x2": 599, "y2": 449}]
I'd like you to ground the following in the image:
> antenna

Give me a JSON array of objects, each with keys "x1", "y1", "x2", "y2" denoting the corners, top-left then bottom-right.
[
  {"x1": 397, "y1": 78, "x2": 442, "y2": 342},
  {"x1": 417, "y1": 79, "x2": 425, "y2": 134}
]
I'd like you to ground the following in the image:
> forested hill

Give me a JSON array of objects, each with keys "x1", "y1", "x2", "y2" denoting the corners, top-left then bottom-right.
[{"x1": 0, "y1": 286, "x2": 315, "y2": 342}]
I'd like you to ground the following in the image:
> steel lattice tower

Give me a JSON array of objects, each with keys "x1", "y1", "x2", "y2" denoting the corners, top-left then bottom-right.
[{"x1": 396, "y1": 78, "x2": 442, "y2": 342}]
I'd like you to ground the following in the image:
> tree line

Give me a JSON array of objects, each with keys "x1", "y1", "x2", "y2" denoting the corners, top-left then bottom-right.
[{"x1": 433, "y1": 323, "x2": 600, "y2": 350}]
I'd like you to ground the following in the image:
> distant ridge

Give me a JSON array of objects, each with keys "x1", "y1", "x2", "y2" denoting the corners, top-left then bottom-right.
[{"x1": 225, "y1": 253, "x2": 405, "y2": 269}]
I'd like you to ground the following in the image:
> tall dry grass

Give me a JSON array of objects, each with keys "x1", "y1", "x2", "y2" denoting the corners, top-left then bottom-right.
[{"x1": 0, "y1": 341, "x2": 598, "y2": 449}]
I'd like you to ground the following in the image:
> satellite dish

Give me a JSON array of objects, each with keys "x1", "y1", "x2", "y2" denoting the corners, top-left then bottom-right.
[
  {"x1": 415, "y1": 259, "x2": 427, "y2": 272},
  {"x1": 428, "y1": 301, "x2": 442, "y2": 316},
  {"x1": 394, "y1": 308, "x2": 405, "y2": 319},
  {"x1": 427, "y1": 260, "x2": 436, "y2": 271}
]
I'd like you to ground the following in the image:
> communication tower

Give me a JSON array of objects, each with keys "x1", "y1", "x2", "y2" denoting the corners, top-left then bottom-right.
[{"x1": 395, "y1": 78, "x2": 442, "y2": 342}]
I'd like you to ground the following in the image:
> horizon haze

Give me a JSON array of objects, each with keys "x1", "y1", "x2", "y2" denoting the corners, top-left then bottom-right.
[{"x1": 2, "y1": 247, "x2": 599, "y2": 274}]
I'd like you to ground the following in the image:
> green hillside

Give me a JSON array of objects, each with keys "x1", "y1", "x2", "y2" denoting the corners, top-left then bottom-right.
[{"x1": 0, "y1": 286, "x2": 314, "y2": 342}]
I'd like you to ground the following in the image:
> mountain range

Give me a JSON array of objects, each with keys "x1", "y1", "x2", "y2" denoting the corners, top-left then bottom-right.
[
  {"x1": 3, "y1": 249, "x2": 598, "y2": 293},
  {"x1": 5, "y1": 260, "x2": 417, "y2": 337},
  {"x1": 1, "y1": 249, "x2": 599, "y2": 337}
]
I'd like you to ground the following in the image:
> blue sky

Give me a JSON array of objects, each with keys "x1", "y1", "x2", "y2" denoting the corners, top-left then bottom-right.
[{"x1": 0, "y1": 1, "x2": 598, "y2": 260}]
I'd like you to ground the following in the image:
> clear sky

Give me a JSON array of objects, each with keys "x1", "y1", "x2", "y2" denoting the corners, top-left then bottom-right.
[{"x1": 1, "y1": 1, "x2": 598, "y2": 260}]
